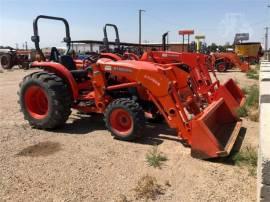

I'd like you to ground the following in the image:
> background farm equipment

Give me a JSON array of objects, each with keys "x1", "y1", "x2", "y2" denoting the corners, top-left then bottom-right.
[
  {"x1": 0, "y1": 48, "x2": 33, "y2": 69},
  {"x1": 234, "y1": 42, "x2": 264, "y2": 64},
  {"x1": 212, "y1": 52, "x2": 250, "y2": 72}
]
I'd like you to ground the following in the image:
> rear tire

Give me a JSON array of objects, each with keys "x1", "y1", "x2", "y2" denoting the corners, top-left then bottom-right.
[
  {"x1": 104, "y1": 98, "x2": 145, "y2": 141},
  {"x1": 1, "y1": 54, "x2": 13, "y2": 69},
  {"x1": 18, "y1": 72, "x2": 72, "y2": 129}
]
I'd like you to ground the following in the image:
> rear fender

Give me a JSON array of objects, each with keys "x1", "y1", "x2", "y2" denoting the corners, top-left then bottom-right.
[
  {"x1": 31, "y1": 61, "x2": 78, "y2": 99},
  {"x1": 100, "y1": 53, "x2": 122, "y2": 61}
]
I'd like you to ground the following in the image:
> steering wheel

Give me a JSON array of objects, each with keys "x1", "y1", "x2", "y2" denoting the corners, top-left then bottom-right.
[{"x1": 82, "y1": 52, "x2": 100, "y2": 68}]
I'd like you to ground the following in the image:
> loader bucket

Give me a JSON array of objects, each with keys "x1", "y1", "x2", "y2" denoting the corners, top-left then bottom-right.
[
  {"x1": 191, "y1": 98, "x2": 242, "y2": 159},
  {"x1": 213, "y1": 79, "x2": 245, "y2": 114}
]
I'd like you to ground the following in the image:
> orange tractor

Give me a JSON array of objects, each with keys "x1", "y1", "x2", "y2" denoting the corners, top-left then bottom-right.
[
  {"x1": 99, "y1": 27, "x2": 245, "y2": 113},
  {"x1": 212, "y1": 52, "x2": 250, "y2": 72},
  {"x1": 19, "y1": 15, "x2": 243, "y2": 159}
]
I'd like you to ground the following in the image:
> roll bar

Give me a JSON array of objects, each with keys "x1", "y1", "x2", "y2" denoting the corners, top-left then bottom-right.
[
  {"x1": 103, "y1": 24, "x2": 120, "y2": 52},
  {"x1": 31, "y1": 15, "x2": 71, "y2": 60},
  {"x1": 162, "y1": 32, "x2": 169, "y2": 51}
]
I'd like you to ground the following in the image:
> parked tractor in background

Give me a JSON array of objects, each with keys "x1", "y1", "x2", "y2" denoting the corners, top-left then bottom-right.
[
  {"x1": 212, "y1": 52, "x2": 250, "y2": 72},
  {"x1": 0, "y1": 48, "x2": 33, "y2": 69},
  {"x1": 19, "y1": 15, "x2": 244, "y2": 160}
]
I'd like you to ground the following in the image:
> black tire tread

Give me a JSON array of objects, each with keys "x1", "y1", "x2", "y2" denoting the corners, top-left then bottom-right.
[
  {"x1": 1, "y1": 54, "x2": 13, "y2": 69},
  {"x1": 215, "y1": 61, "x2": 227, "y2": 72},
  {"x1": 18, "y1": 71, "x2": 72, "y2": 129},
  {"x1": 104, "y1": 98, "x2": 145, "y2": 141}
]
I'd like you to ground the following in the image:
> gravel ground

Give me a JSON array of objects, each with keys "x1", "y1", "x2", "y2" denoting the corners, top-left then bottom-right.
[{"x1": 0, "y1": 67, "x2": 258, "y2": 202}]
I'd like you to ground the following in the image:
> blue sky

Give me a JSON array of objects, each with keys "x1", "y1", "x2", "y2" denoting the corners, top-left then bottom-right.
[{"x1": 0, "y1": 0, "x2": 269, "y2": 49}]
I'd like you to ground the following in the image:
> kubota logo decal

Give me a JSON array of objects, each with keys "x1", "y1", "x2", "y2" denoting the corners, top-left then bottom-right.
[
  {"x1": 113, "y1": 67, "x2": 133, "y2": 73},
  {"x1": 162, "y1": 53, "x2": 168, "y2": 57},
  {"x1": 144, "y1": 75, "x2": 160, "y2": 86},
  {"x1": 162, "y1": 53, "x2": 179, "y2": 58},
  {"x1": 104, "y1": 65, "x2": 112, "y2": 71}
]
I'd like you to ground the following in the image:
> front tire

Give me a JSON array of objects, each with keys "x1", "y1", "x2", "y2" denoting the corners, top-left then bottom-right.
[
  {"x1": 104, "y1": 98, "x2": 145, "y2": 141},
  {"x1": 215, "y1": 61, "x2": 227, "y2": 72},
  {"x1": 18, "y1": 72, "x2": 72, "y2": 129}
]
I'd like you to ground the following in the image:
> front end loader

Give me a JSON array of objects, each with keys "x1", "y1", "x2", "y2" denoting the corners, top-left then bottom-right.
[
  {"x1": 97, "y1": 27, "x2": 245, "y2": 114},
  {"x1": 140, "y1": 51, "x2": 245, "y2": 114}
]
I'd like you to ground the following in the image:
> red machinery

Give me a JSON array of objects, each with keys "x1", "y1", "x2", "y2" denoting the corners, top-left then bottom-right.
[
  {"x1": 212, "y1": 52, "x2": 250, "y2": 72},
  {"x1": 99, "y1": 29, "x2": 245, "y2": 114},
  {"x1": 19, "y1": 15, "x2": 243, "y2": 159},
  {"x1": 140, "y1": 51, "x2": 245, "y2": 113},
  {"x1": 0, "y1": 49, "x2": 32, "y2": 69}
]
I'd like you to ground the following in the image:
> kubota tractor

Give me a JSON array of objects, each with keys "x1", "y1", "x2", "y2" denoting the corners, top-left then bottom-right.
[
  {"x1": 19, "y1": 15, "x2": 243, "y2": 159},
  {"x1": 211, "y1": 52, "x2": 250, "y2": 72}
]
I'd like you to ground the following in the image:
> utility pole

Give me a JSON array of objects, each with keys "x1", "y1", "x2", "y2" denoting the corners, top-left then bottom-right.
[
  {"x1": 265, "y1": 27, "x2": 269, "y2": 51},
  {"x1": 139, "y1": 9, "x2": 145, "y2": 45},
  {"x1": 265, "y1": 27, "x2": 269, "y2": 60}
]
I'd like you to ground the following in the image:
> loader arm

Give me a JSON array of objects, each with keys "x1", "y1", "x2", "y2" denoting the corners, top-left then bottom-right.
[{"x1": 96, "y1": 59, "x2": 195, "y2": 141}]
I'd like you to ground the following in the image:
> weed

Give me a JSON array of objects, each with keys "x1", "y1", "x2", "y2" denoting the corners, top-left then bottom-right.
[
  {"x1": 241, "y1": 87, "x2": 249, "y2": 95},
  {"x1": 237, "y1": 105, "x2": 248, "y2": 117},
  {"x1": 232, "y1": 146, "x2": 257, "y2": 176},
  {"x1": 245, "y1": 85, "x2": 259, "y2": 108},
  {"x1": 249, "y1": 109, "x2": 259, "y2": 122},
  {"x1": 146, "y1": 146, "x2": 167, "y2": 168},
  {"x1": 164, "y1": 180, "x2": 171, "y2": 187},
  {"x1": 255, "y1": 64, "x2": 260, "y2": 70},
  {"x1": 134, "y1": 175, "x2": 164, "y2": 200},
  {"x1": 246, "y1": 69, "x2": 259, "y2": 80},
  {"x1": 114, "y1": 194, "x2": 128, "y2": 202},
  {"x1": 237, "y1": 85, "x2": 259, "y2": 120}
]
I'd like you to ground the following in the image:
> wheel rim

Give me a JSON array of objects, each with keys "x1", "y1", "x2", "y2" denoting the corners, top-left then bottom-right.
[
  {"x1": 109, "y1": 108, "x2": 133, "y2": 136},
  {"x1": 24, "y1": 85, "x2": 48, "y2": 119},
  {"x1": 218, "y1": 63, "x2": 226, "y2": 71}
]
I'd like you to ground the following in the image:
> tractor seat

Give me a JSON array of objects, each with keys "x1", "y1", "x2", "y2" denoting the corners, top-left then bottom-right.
[
  {"x1": 60, "y1": 55, "x2": 77, "y2": 70},
  {"x1": 60, "y1": 55, "x2": 89, "y2": 81},
  {"x1": 70, "y1": 69, "x2": 88, "y2": 78}
]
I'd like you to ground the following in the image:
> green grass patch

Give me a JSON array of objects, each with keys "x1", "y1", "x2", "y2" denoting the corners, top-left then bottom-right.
[
  {"x1": 246, "y1": 68, "x2": 259, "y2": 80},
  {"x1": 245, "y1": 85, "x2": 259, "y2": 108},
  {"x1": 146, "y1": 146, "x2": 167, "y2": 168},
  {"x1": 255, "y1": 64, "x2": 260, "y2": 70},
  {"x1": 241, "y1": 87, "x2": 249, "y2": 95},
  {"x1": 232, "y1": 146, "x2": 257, "y2": 176},
  {"x1": 237, "y1": 85, "x2": 259, "y2": 121},
  {"x1": 237, "y1": 105, "x2": 248, "y2": 117}
]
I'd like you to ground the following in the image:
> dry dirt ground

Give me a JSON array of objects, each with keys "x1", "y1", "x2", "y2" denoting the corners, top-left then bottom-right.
[{"x1": 0, "y1": 67, "x2": 258, "y2": 202}]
